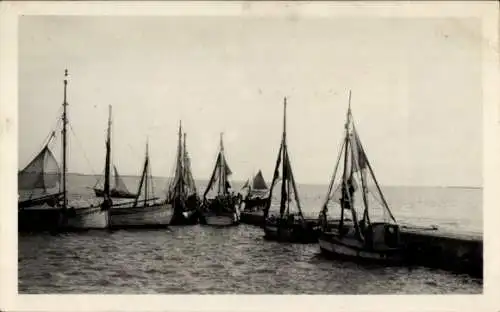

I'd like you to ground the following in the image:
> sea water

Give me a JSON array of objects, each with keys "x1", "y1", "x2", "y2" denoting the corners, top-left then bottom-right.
[{"x1": 18, "y1": 174, "x2": 482, "y2": 294}]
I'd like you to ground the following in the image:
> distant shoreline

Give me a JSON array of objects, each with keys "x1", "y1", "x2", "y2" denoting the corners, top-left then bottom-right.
[{"x1": 67, "y1": 172, "x2": 482, "y2": 189}]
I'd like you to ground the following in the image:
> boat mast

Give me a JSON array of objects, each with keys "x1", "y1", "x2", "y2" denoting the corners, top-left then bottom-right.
[
  {"x1": 183, "y1": 132, "x2": 192, "y2": 194},
  {"x1": 176, "y1": 120, "x2": 184, "y2": 198},
  {"x1": 339, "y1": 91, "x2": 351, "y2": 231},
  {"x1": 132, "y1": 141, "x2": 149, "y2": 207},
  {"x1": 62, "y1": 69, "x2": 68, "y2": 209},
  {"x1": 279, "y1": 97, "x2": 287, "y2": 219},
  {"x1": 263, "y1": 97, "x2": 287, "y2": 219},
  {"x1": 144, "y1": 140, "x2": 149, "y2": 205},
  {"x1": 104, "y1": 105, "x2": 112, "y2": 197},
  {"x1": 218, "y1": 132, "x2": 225, "y2": 196}
]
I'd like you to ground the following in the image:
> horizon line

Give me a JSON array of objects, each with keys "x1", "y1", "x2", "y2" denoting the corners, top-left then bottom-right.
[{"x1": 67, "y1": 172, "x2": 482, "y2": 189}]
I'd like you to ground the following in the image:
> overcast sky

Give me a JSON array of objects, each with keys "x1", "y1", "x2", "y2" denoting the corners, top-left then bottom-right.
[{"x1": 18, "y1": 16, "x2": 482, "y2": 186}]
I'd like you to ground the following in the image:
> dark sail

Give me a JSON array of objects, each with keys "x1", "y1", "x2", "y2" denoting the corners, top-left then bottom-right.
[
  {"x1": 182, "y1": 133, "x2": 198, "y2": 196},
  {"x1": 252, "y1": 170, "x2": 268, "y2": 190},
  {"x1": 133, "y1": 143, "x2": 155, "y2": 207},
  {"x1": 264, "y1": 97, "x2": 304, "y2": 221},
  {"x1": 167, "y1": 122, "x2": 198, "y2": 203},
  {"x1": 203, "y1": 133, "x2": 233, "y2": 199}
]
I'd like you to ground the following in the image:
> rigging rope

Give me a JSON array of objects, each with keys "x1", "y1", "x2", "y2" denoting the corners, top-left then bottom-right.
[{"x1": 68, "y1": 123, "x2": 98, "y2": 180}]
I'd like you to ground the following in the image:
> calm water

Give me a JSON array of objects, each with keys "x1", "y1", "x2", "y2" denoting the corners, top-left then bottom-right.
[{"x1": 18, "y1": 175, "x2": 483, "y2": 294}]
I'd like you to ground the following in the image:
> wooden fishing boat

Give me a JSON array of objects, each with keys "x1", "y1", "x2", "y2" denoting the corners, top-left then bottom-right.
[
  {"x1": 108, "y1": 142, "x2": 174, "y2": 229},
  {"x1": 200, "y1": 133, "x2": 240, "y2": 227},
  {"x1": 18, "y1": 70, "x2": 109, "y2": 232},
  {"x1": 318, "y1": 91, "x2": 404, "y2": 264},
  {"x1": 239, "y1": 170, "x2": 268, "y2": 226},
  {"x1": 262, "y1": 98, "x2": 319, "y2": 243},
  {"x1": 166, "y1": 121, "x2": 201, "y2": 225},
  {"x1": 18, "y1": 140, "x2": 65, "y2": 232}
]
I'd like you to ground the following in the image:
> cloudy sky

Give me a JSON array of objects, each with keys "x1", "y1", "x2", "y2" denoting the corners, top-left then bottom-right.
[{"x1": 18, "y1": 16, "x2": 482, "y2": 187}]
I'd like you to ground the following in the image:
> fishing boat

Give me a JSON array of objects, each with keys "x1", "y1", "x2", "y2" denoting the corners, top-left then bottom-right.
[
  {"x1": 200, "y1": 133, "x2": 240, "y2": 226},
  {"x1": 18, "y1": 70, "x2": 109, "y2": 232},
  {"x1": 18, "y1": 137, "x2": 66, "y2": 232},
  {"x1": 239, "y1": 170, "x2": 268, "y2": 225},
  {"x1": 93, "y1": 166, "x2": 136, "y2": 199},
  {"x1": 166, "y1": 121, "x2": 201, "y2": 225},
  {"x1": 262, "y1": 97, "x2": 318, "y2": 243},
  {"x1": 318, "y1": 91, "x2": 403, "y2": 264},
  {"x1": 108, "y1": 142, "x2": 174, "y2": 229}
]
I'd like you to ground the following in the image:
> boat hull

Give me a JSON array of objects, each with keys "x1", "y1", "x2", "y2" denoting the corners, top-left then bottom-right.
[
  {"x1": 201, "y1": 197, "x2": 240, "y2": 227},
  {"x1": 18, "y1": 205, "x2": 64, "y2": 232},
  {"x1": 263, "y1": 222, "x2": 319, "y2": 244},
  {"x1": 318, "y1": 232, "x2": 404, "y2": 264},
  {"x1": 168, "y1": 196, "x2": 202, "y2": 225},
  {"x1": 65, "y1": 206, "x2": 109, "y2": 230},
  {"x1": 240, "y1": 210, "x2": 264, "y2": 226},
  {"x1": 109, "y1": 202, "x2": 173, "y2": 229},
  {"x1": 204, "y1": 213, "x2": 239, "y2": 227},
  {"x1": 170, "y1": 208, "x2": 201, "y2": 225}
]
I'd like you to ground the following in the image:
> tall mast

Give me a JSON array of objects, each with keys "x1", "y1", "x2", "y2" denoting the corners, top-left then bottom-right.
[
  {"x1": 218, "y1": 132, "x2": 224, "y2": 195},
  {"x1": 280, "y1": 97, "x2": 287, "y2": 219},
  {"x1": 62, "y1": 69, "x2": 68, "y2": 209},
  {"x1": 144, "y1": 140, "x2": 149, "y2": 205},
  {"x1": 283, "y1": 97, "x2": 287, "y2": 144},
  {"x1": 103, "y1": 105, "x2": 112, "y2": 197},
  {"x1": 183, "y1": 132, "x2": 188, "y2": 192},
  {"x1": 339, "y1": 91, "x2": 351, "y2": 231},
  {"x1": 176, "y1": 120, "x2": 183, "y2": 196}
]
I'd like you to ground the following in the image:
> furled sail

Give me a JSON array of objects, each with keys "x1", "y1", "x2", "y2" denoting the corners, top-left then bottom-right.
[
  {"x1": 203, "y1": 152, "x2": 232, "y2": 197},
  {"x1": 203, "y1": 133, "x2": 233, "y2": 199},
  {"x1": 264, "y1": 97, "x2": 304, "y2": 221},
  {"x1": 166, "y1": 122, "x2": 198, "y2": 202},
  {"x1": 182, "y1": 136, "x2": 197, "y2": 196}
]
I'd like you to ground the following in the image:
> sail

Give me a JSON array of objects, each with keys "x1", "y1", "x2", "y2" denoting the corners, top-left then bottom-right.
[
  {"x1": 203, "y1": 136, "x2": 234, "y2": 199},
  {"x1": 133, "y1": 143, "x2": 157, "y2": 206},
  {"x1": 166, "y1": 125, "x2": 199, "y2": 202},
  {"x1": 204, "y1": 153, "x2": 224, "y2": 197},
  {"x1": 183, "y1": 147, "x2": 197, "y2": 196},
  {"x1": 223, "y1": 156, "x2": 232, "y2": 176},
  {"x1": 240, "y1": 179, "x2": 251, "y2": 194},
  {"x1": 113, "y1": 166, "x2": 131, "y2": 193},
  {"x1": 252, "y1": 170, "x2": 268, "y2": 190},
  {"x1": 18, "y1": 146, "x2": 60, "y2": 191}
]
